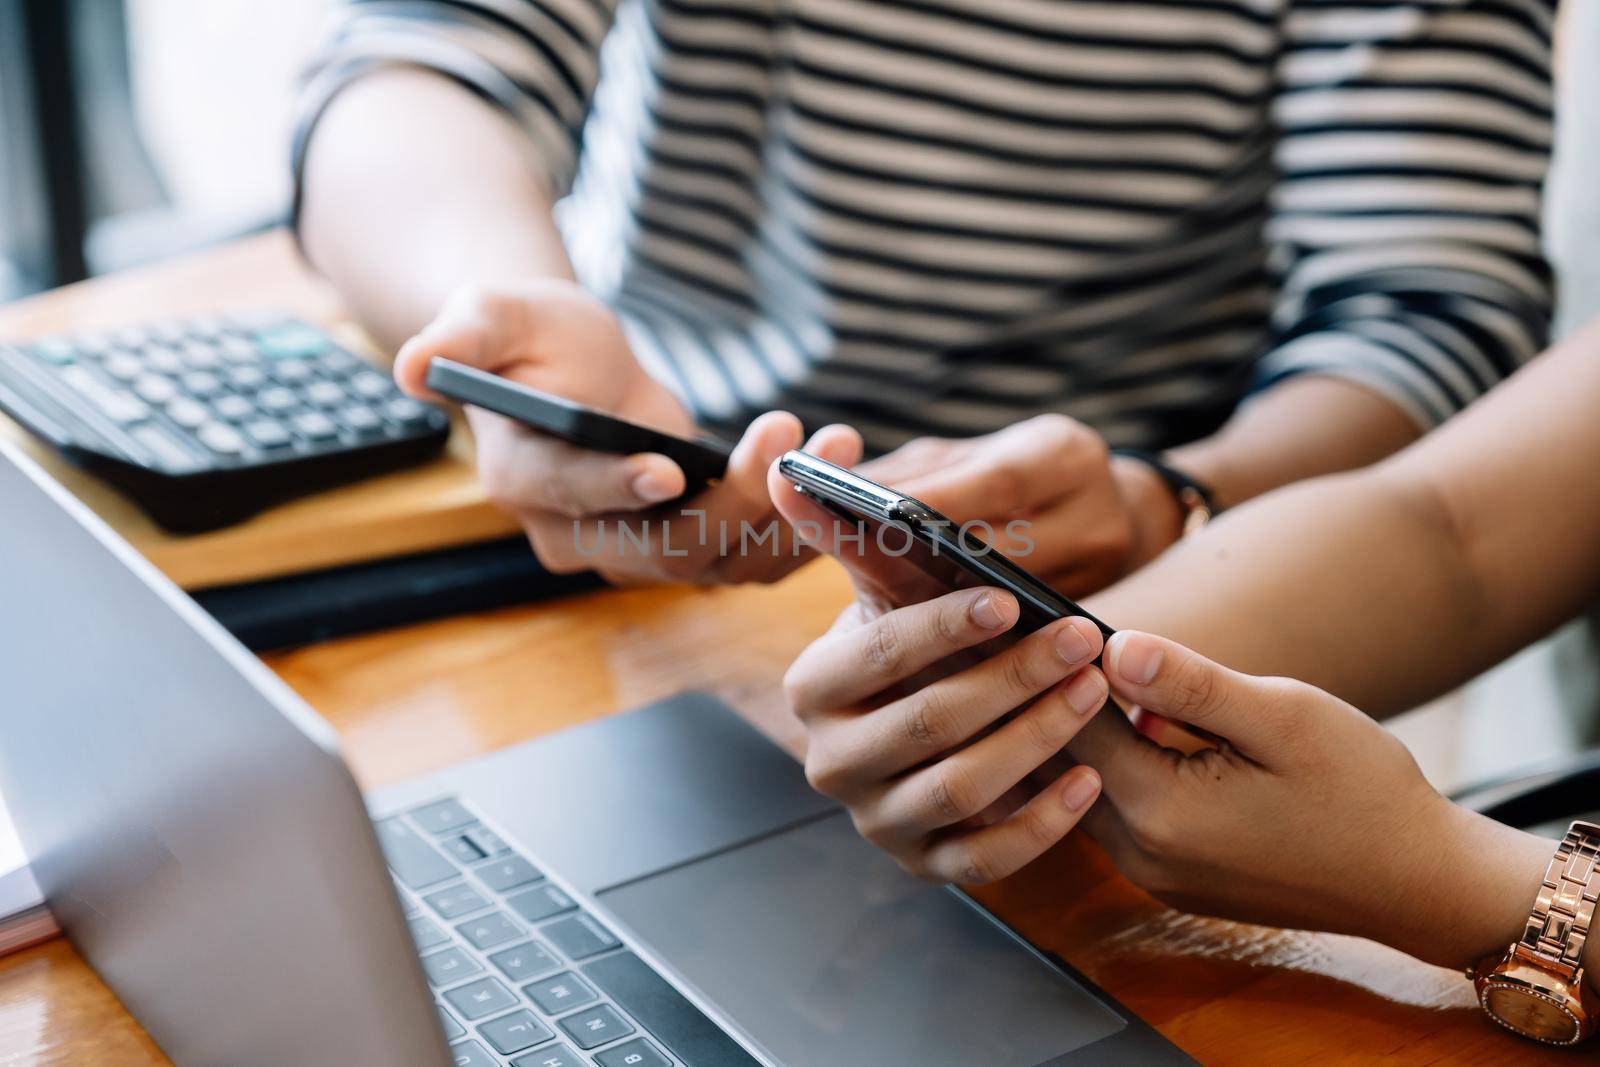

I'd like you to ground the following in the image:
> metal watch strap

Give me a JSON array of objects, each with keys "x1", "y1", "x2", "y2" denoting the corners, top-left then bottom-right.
[{"x1": 1517, "y1": 821, "x2": 1600, "y2": 979}]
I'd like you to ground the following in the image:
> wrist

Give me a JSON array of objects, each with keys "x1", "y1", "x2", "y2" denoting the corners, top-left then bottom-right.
[
  {"x1": 1109, "y1": 455, "x2": 1185, "y2": 569},
  {"x1": 1385, "y1": 800, "x2": 1552, "y2": 973}
]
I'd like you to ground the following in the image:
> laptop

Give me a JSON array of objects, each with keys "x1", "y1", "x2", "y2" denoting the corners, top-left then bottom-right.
[{"x1": 0, "y1": 437, "x2": 1189, "y2": 1066}]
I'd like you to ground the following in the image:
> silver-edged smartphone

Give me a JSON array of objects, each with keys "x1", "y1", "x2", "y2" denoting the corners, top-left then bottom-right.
[{"x1": 778, "y1": 450, "x2": 1115, "y2": 639}]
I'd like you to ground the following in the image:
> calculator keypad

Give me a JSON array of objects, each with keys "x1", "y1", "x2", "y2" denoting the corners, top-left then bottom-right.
[
  {"x1": 7, "y1": 313, "x2": 447, "y2": 473},
  {"x1": 0, "y1": 312, "x2": 452, "y2": 532}
]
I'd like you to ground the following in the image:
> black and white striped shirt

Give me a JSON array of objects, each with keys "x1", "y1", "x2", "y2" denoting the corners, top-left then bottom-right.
[{"x1": 293, "y1": 0, "x2": 1555, "y2": 452}]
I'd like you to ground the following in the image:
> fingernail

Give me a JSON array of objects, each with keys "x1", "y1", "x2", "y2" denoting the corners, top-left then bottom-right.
[
  {"x1": 1062, "y1": 769, "x2": 1101, "y2": 811},
  {"x1": 1054, "y1": 622, "x2": 1093, "y2": 663},
  {"x1": 970, "y1": 592, "x2": 1009, "y2": 630},
  {"x1": 1112, "y1": 634, "x2": 1163, "y2": 685},
  {"x1": 1063, "y1": 671, "x2": 1106, "y2": 716},
  {"x1": 631, "y1": 467, "x2": 677, "y2": 503}
]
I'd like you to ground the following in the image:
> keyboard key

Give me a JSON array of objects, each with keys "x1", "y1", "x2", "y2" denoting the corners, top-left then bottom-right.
[
  {"x1": 165, "y1": 397, "x2": 208, "y2": 429},
  {"x1": 542, "y1": 914, "x2": 619, "y2": 961},
  {"x1": 292, "y1": 411, "x2": 339, "y2": 440},
  {"x1": 386, "y1": 397, "x2": 431, "y2": 424},
  {"x1": 583, "y1": 951, "x2": 755, "y2": 1065},
  {"x1": 424, "y1": 883, "x2": 491, "y2": 920},
  {"x1": 558, "y1": 1004, "x2": 634, "y2": 1050},
  {"x1": 410, "y1": 799, "x2": 477, "y2": 835},
  {"x1": 457, "y1": 911, "x2": 524, "y2": 950},
  {"x1": 374, "y1": 817, "x2": 457, "y2": 888},
  {"x1": 244, "y1": 420, "x2": 292, "y2": 449},
  {"x1": 181, "y1": 371, "x2": 223, "y2": 398},
  {"x1": 75, "y1": 332, "x2": 112, "y2": 357},
  {"x1": 522, "y1": 971, "x2": 598, "y2": 1015},
  {"x1": 408, "y1": 915, "x2": 451, "y2": 951},
  {"x1": 131, "y1": 424, "x2": 200, "y2": 474},
  {"x1": 218, "y1": 336, "x2": 257, "y2": 363},
  {"x1": 273, "y1": 358, "x2": 313, "y2": 383},
  {"x1": 214, "y1": 395, "x2": 255, "y2": 422},
  {"x1": 132, "y1": 375, "x2": 176, "y2": 405},
  {"x1": 257, "y1": 386, "x2": 298, "y2": 413},
  {"x1": 339, "y1": 404, "x2": 382, "y2": 434},
  {"x1": 352, "y1": 371, "x2": 391, "y2": 399},
  {"x1": 448, "y1": 1039, "x2": 498, "y2": 1067},
  {"x1": 225, "y1": 365, "x2": 267, "y2": 390},
  {"x1": 507, "y1": 884, "x2": 577, "y2": 924},
  {"x1": 596, "y1": 1038, "x2": 672, "y2": 1067},
  {"x1": 180, "y1": 341, "x2": 220, "y2": 369},
  {"x1": 474, "y1": 856, "x2": 542, "y2": 893},
  {"x1": 196, "y1": 422, "x2": 245, "y2": 455},
  {"x1": 104, "y1": 352, "x2": 144, "y2": 381},
  {"x1": 256, "y1": 321, "x2": 332, "y2": 359},
  {"x1": 320, "y1": 348, "x2": 361, "y2": 374},
  {"x1": 444, "y1": 977, "x2": 518, "y2": 1021},
  {"x1": 422, "y1": 946, "x2": 485, "y2": 987},
  {"x1": 437, "y1": 1003, "x2": 466, "y2": 1040},
  {"x1": 306, "y1": 380, "x2": 346, "y2": 407},
  {"x1": 488, "y1": 940, "x2": 561, "y2": 983},
  {"x1": 31, "y1": 337, "x2": 76, "y2": 364},
  {"x1": 478, "y1": 1009, "x2": 554, "y2": 1055},
  {"x1": 113, "y1": 326, "x2": 149, "y2": 348},
  {"x1": 145, "y1": 346, "x2": 184, "y2": 374},
  {"x1": 397, "y1": 882, "x2": 421, "y2": 917},
  {"x1": 61, "y1": 367, "x2": 147, "y2": 424},
  {"x1": 466, "y1": 826, "x2": 511, "y2": 856},
  {"x1": 511, "y1": 1043, "x2": 585, "y2": 1067},
  {"x1": 442, "y1": 834, "x2": 490, "y2": 865}
]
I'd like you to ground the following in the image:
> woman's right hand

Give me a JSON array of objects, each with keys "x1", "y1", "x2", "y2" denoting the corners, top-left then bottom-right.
[{"x1": 395, "y1": 280, "x2": 860, "y2": 584}]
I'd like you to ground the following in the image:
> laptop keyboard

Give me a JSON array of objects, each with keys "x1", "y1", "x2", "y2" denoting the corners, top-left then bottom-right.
[{"x1": 376, "y1": 798, "x2": 706, "y2": 1067}]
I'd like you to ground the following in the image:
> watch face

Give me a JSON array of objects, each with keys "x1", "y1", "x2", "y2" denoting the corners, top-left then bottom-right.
[{"x1": 1484, "y1": 984, "x2": 1581, "y2": 1044}]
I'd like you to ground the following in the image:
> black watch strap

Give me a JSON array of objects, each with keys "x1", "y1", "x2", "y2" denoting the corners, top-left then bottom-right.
[{"x1": 1111, "y1": 448, "x2": 1220, "y2": 535}]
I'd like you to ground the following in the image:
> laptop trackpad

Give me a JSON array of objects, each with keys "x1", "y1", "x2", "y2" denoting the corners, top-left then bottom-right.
[{"x1": 599, "y1": 812, "x2": 1124, "y2": 1067}]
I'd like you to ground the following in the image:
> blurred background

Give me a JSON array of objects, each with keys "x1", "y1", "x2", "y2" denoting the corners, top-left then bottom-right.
[
  {"x1": 0, "y1": 0, "x2": 1597, "y2": 794},
  {"x1": 0, "y1": 0, "x2": 329, "y2": 296}
]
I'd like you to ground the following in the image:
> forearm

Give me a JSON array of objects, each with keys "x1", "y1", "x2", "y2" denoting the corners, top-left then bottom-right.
[
  {"x1": 1114, "y1": 376, "x2": 1422, "y2": 571},
  {"x1": 1088, "y1": 467, "x2": 1487, "y2": 716},
  {"x1": 1170, "y1": 375, "x2": 1421, "y2": 509},
  {"x1": 297, "y1": 69, "x2": 574, "y2": 350},
  {"x1": 1090, "y1": 317, "x2": 1600, "y2": 717}
]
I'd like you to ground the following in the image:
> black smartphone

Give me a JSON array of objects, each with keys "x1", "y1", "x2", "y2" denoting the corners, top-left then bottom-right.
[
  {"x1": 426, "y1": 357, "x2": 735, "y2": 495},
  {"x1": 778, "y1": 450, "x2": 1115, "y2": 641}
]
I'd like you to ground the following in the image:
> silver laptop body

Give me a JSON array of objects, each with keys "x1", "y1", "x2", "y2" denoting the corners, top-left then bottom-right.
[{"x1": 0, "y1": 438, "x2": 1187, "y2": 1065}]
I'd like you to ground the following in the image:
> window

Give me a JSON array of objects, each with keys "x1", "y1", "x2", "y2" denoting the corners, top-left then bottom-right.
[{"x1": 0, "y1": 0, "x2": 331, "y2": 297}]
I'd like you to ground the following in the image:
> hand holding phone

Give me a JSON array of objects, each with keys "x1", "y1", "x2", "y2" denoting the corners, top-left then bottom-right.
[
  {"x1": 769, "y1": 451, "x2": 1116, "y2": 886},
  {"x1": 774, "y1": 450, "x2": 1115, "y2": 639},
  {"x1": 420, "y1": 357, "x2": 864, "y2": 584}
]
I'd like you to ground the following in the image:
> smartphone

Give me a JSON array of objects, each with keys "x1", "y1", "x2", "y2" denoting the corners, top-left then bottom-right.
[
  {"x1": 426, "y1": 358, "x2": 734, "y2": 495},
  {"x1": 778, "y1": 450, "x2": 1115, "y2": 640}
]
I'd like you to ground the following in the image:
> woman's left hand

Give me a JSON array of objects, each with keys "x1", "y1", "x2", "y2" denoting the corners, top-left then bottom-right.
[{"x1": 1066, "y1": 631, "x2": 1550, "y2": 967}]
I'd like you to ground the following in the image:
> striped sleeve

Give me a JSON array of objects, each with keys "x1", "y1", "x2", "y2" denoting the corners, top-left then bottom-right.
[
  {"x1": 1255, "y1": 0, "x2": 1556, "y2": 428},
  {"x1": 291, "y1": 0, "x2": 618, "y2": 203}
]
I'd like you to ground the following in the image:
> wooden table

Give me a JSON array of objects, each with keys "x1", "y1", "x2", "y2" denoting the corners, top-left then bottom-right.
[{"x1": 0, "y1": 245, "x2": 1566, "y2": 1066}]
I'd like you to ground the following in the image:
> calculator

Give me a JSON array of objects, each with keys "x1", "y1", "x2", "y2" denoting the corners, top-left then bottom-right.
[{"x1": 0, "y1": 313, "x2": 450, "y2": 532}]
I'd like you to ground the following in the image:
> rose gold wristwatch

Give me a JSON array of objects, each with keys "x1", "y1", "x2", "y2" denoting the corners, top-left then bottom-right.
[{"x1": 1474, "y1": 821, "x2": 1600, "y2": 1045}]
